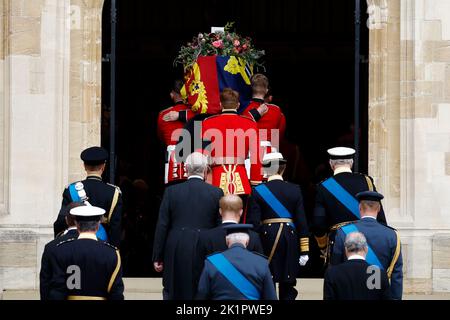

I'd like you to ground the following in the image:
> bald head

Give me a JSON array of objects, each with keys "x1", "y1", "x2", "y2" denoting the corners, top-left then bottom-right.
[{"x1": 219, "y1": 195, "x2": 243, "y2": 222}]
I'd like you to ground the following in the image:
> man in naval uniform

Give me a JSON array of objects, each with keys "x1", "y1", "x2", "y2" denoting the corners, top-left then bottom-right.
[
  {"x1": 312, "y1": 147, "x2": 387, "y2": 264},
  {"x1": 53, "y1": 146, "x2": 122, "y2": 247},
  {"x1": 331, "y1": 191, "x2": 403, "y2": 299},
  {"x1": 47, "y1": 206, "x2": 124, "y2": 300},
  {"x1": 157, "y1": 80, "x2": 194, "y2": 184},
  {"x1": 247, "y1": 152, "x2": 309, "y2": 300},
  {"x1": 40, "y1": 202, "x2": 84, "y2": 300},
  {"x1": 196, "y1": 224, "x2": 277, "y2": 300}
]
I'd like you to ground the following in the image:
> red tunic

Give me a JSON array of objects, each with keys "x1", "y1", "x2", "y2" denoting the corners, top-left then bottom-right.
[
  {"x1": 202, "y1": 110, "x2": 263, "y2": 195},
  {"x1": 157, "y1": 102, "x2": 194, "y2": 184},
  {"x1": 242, "y1": 98, "x2": 286, "y2": 143},
  {"x1": 157, "y1": 102, "x2": 194, "y2": 146}
]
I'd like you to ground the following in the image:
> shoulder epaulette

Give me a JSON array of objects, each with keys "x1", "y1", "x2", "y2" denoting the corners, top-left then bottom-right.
[
  {"x1": 107, "y1": 183, "x2": 122, "y2": 194},
  {"x1": 56, "y1": 238, "x2": 76, "y2": 247},
  {"x1": 102, "y1": 242, "x2": 118, "y2": 250}
]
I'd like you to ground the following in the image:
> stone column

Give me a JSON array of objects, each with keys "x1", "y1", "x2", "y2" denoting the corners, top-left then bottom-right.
[
  {"x1": 0, "y1": 0, "x2": 103, "y2": 290},
  {"x1": 367, "y1": 0, "x2": 450, "y2": 293}
]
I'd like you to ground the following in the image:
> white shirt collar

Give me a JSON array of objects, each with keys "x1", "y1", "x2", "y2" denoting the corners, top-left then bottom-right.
[
  {"x1": 188, "y1": 175, "x2": 204, "y2": 180},
  {"x1": 348, "y1": 254, "x2": 366, "y2": 261},
  {"x1": 77, "y1": 232, "x2": 98, "y2": 241},
  {"x1": 222, "y1": 220, "x2": 238, "y2": 224},
  {"x1": 333, "y1": 167, "x2": 352, "y2": 175},
  {"x1": 361, "y1": 216, "x2": 377, "y2": 220},
  {"x1": 267, "y1": 174, "x2": 284, "y2": 182}
]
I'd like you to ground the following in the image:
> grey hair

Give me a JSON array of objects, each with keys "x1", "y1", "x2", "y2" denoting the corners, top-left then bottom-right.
[
  {"x1": 330, "y1": 159, "x2": 354, "y2": 168},
  {"x1": 76, "y1": 220, "x2": 100, "y2": 233},
  {"x1": 344, "y1": 232, "x2": 368, "y2": 253},
  {"x1": 226, "y1": 232, "x2": 250, "y2": 247},
  {"x1": 185, "y1": 152, "x2": 209, "y2": 176},
  {"x1": 263, "y1": 162, "x2": 286, "y2": 177}
]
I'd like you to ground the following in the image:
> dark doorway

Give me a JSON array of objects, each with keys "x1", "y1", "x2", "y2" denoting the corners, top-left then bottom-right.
[{"x1": 102, "y1": 0, "x2": 369, "y2": 277}]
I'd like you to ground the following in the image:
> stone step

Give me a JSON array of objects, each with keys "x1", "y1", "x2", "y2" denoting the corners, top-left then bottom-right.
[{"x1": 2, "y1": 278, "x2": 450, "y2": 300}]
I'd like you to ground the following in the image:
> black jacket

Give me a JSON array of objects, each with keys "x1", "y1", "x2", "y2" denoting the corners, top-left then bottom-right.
[
  {"x1": 47, "y1": 236, "x2": 124, "y2": 300},
  {"x1": 40, "y1": 229, "x2": 79, "y2": 300},
  {"x1": 313, "y1": 172, "x2": 387, "y2": 237},
  {"x1": 324, "y1": 259, "x2": 391, "y2": 300},
  {"x1": 54, "y1": 175, "x2": 122, "y2": 247},
  {"x1": 152, "y1": 177, "x2": 224, "y2": 300},
  {"x1": 247, "y1": 179, "x2": 309, "y2": 282}
]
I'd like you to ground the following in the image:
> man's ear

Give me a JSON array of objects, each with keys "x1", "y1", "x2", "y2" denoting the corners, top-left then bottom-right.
[
  {"x1": 219, "y1": 208, "x2": 223, "y2": 216},
  {"x1": 238, "y1": 209, "x2": 243, "y2": 217}
]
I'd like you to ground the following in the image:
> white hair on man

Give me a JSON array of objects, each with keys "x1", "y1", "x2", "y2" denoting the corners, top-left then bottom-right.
[
  {"x1": 185, "y1": 152, "x2": 209, "y2": 177},
  {"x1": 226, "y1": 232, "x2": 250, "y2": 248},
  {"x1": 344, "y1": 231, "x2": 368, "y2": 255},
  {"x1": 329, "y1": 158, "x2": 354, "y2": 170}
]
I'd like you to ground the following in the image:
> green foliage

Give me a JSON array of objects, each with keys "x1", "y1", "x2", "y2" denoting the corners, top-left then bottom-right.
[{"x1": 174, "y1": 22, "x2": 265, "y2": 70}]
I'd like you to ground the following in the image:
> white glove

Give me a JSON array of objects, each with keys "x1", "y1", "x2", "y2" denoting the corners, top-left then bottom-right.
[{"x1": 299, "y1": 255, "x2": 309, "y2": 266}]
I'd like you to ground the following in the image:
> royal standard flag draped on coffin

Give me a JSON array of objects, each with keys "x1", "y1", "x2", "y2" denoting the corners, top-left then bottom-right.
[{"x1": 181, "y1": 55, "x2": 253, "y2": 115}]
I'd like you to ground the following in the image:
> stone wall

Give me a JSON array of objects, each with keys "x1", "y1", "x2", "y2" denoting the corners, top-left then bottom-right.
[
  {"x1": 0, "y1": 0, "x2": 449, "y2": 294},
  {"x1": 367, "y1": 0, "x2": 450, "y2": 293},
  {"x1": 0, "y1": 0, "x2": 103, "y2": 290}
]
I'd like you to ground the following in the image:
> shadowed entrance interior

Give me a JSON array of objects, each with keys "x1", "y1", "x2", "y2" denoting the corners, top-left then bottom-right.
[{"x1": 101, "y1": 0, "x2": 369, "y2": 277}]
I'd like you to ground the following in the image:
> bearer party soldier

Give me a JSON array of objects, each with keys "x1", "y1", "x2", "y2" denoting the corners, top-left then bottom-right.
[
  {"x1": 157, "y1": 80, "x2": 194, "y2": 184},
  {"x1": 202, "y1": 88, "x2": 263, "y2": 199},
  {"x1": 242, "y1": 74, "x2": 286, "y2": 161},
  {"x1": 53, "y1": 146, "x2": 122, "y2": 247}
]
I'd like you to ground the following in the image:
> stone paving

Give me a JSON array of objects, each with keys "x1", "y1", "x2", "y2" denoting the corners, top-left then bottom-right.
[{"x1": 2, "y1": 278, "x2": 450, "y2": 300}]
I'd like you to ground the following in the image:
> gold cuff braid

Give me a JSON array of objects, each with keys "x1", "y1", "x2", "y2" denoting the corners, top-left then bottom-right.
[{"x1": 300, "y1": 237, "x2": 309, "y2": 252}]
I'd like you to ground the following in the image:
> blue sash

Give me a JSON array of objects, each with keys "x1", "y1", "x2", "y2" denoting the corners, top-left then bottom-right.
[
  {"x1": 254, "y1": 184, "x2": 295, "y2": 228},
  {"x1": 68, "y1": 183, "x2": 81, "y2": 202},
  {"x1": 207, "y1": 253, "x2": 260, "y2": 300},
  {"x1": 96, "y1": 224, "x2": 108, "y2": 241},
  {"x1": 341, "y1": 224, "x2": 383, "y2": 269},
  {"x1": 68, "y1": 183, "x2": 107, "y2": 241},
  {"x1": 322, "y1": 178, "x2": 360, "y2": 219}
]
